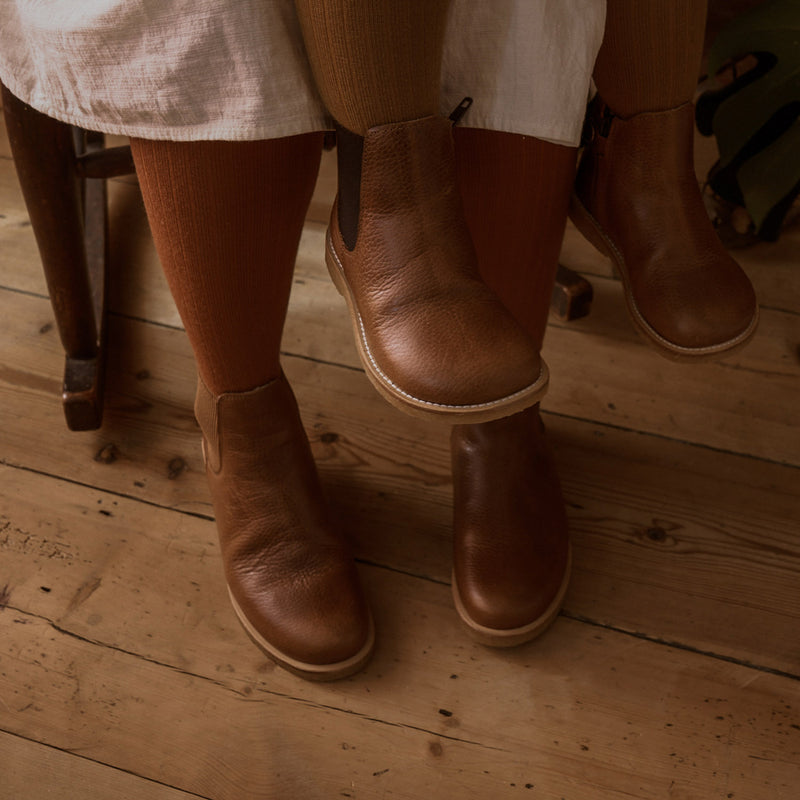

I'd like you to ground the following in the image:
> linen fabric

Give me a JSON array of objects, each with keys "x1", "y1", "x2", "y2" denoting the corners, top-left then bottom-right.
[{"x1": 0, "y1": 0, "x2": 604, "y2": 146}]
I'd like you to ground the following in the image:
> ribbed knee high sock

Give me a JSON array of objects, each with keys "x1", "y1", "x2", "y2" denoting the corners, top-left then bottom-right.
[
  {"x1": 129, "y1": 135, "x2": 323, "y2": 394},
  {"x1": 454, "y1": 129, "x2": 577, "y2": 353},
  {"x1": 293, "y1": 0, "x2": 449, "y2": 134},
  {"x1": 594, "y1": 0, "x2": 708, "y2": 115}
]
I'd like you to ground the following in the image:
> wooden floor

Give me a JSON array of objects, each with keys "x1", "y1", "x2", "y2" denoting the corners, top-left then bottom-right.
[{"x1": 1, "y1": 112, "x2": 799, "y2": 800}]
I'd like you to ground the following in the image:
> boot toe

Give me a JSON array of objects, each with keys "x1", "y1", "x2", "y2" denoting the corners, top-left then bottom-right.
[
  {"x1": 633, "y1": 258, "x2": 759, "y2": 352},
  {"x1": 229, "y1": 565, "x2": 375, "y2": 678},
  {"x1": 456, "y1": 552, "x2": 569, "y2": 632},
  {"x1": 380, "y1": 315, "x2": 544, "y2": 408}
]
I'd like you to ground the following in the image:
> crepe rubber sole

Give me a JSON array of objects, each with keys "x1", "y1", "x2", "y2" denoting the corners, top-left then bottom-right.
[
  {"x1": 228, "y1": 587, "x2": 375, "y2": 681},
  {"x1": 452, "y1": 548, "x2": 572, "y2": 648}
]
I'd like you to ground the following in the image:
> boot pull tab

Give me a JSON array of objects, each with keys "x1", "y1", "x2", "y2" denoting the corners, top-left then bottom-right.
[
  {"x1": 580, "y1": 99, "x2": 615, "y2": 149},
  {"x1": 598, "y1": 103, "x2": 616, "y2": 138},
  {"x1": 449, "y1": 97, "x2": 473, "y2": 126},
  {"x1": 580, "y1": 99, "x2": 616, "y2": 157}
]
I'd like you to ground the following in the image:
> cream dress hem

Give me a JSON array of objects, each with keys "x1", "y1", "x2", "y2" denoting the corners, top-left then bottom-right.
[{"x1": 0, "y1": 0, "x2": 604, "y2": 146}]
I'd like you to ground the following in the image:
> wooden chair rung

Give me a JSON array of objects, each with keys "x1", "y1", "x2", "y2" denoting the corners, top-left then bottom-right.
[{"x1": 75, "y1": 145, "x2": 135, "y2": 180}]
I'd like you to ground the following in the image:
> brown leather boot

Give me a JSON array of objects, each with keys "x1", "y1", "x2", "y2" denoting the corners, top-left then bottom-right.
[
  {"x1": 451, "y1": 405, "x2": 571, "y2": 646},
  {"x1": 194, "y1": 373, "x2": 374, "y2": 680},
  {"x1": 570, "y1": 100, "x2": 759, "y2": 359},
  {"x1": 327, "y1": 116, "x2": 547, "y2": 423}
]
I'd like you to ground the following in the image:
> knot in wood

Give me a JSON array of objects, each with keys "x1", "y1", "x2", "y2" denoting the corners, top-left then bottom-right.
[
  {"x1": 94, "y1": 443, "x2": 119, "y2": 464},
  {"x1": 646, "y1": 526, "x2": 667, "y2": 542},
  {"x1": 167, "y1": 457, "x2": 187, "y2": 479}
]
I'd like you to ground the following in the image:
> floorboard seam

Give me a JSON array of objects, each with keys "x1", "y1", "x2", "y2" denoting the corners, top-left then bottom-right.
[
  {"x1": 1, "y1": 457, "x2": 216, "y2": 522},
  {"x1": 356, "y1": 558, "x2": 449, "y2": 587},
  {"x1": 0, "y1": 726, "x2": 212, "y2": 799},
  {"x1": 281, "y1": 350, "x2": 364, "y2": 373},
  {"x1": 541, "y1": 409, "x2": 800, "y2": 470},
  {"x1": 0, "y1": 283, "x2": 45, "y2": 299},
  {"x1": 562, "y1": 610, "x2": 800, "y2": 682}
]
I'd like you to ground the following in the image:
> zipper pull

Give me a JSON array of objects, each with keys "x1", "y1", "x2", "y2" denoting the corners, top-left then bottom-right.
[{"x1": 449, "y1": 97, "x2": 473, "y2": 125}]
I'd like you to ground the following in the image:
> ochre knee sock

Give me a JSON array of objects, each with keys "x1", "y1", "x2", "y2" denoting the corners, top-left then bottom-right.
[
  {"x1": 594, "y1": 0, "x2": 708, "y2": 115},
  {"x1": 130, "y1": 135, "x2": 323, "y2": 395},
  {"x1": 454, "y1": 129, "x2": 577, "y2": 353},
  {"x1": 293, "y1": 0, "x2": 449, "y2": 134}
]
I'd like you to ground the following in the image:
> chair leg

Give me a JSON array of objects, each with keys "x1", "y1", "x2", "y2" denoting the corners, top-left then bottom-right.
[
  {"x1": 551, "y1": 264, "x2": 593, "y2": 322},
  {"x1": 2, "y1": 84, "x2": 107, "y2": 430}
]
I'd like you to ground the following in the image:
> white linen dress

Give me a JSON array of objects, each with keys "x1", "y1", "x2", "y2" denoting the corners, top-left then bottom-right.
[{"x1": 0, "y1": 0, "x2": 605, "y2": 146}]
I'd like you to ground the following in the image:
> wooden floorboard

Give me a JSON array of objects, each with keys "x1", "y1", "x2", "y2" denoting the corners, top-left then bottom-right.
[
  {"x1": 1, "y1": 467, "x2": 798, "y2": 799},
  {"x1": 1, "y1": 110, "x2": 799, "y2": 798}
]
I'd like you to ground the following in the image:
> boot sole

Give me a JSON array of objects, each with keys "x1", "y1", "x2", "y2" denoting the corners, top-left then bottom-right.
[
  {"x1": 326, "y1": 231, "x2": 549, "y2": 423},
  {"x1": 568, "y1": 192, "x2": 759, "y2": 361},
  {"x1": 452, "y1": 547, "x2": 572, "y2": 648},
  {"x1": 228, "y1": 588, "x2": 376, "y2": 681}
]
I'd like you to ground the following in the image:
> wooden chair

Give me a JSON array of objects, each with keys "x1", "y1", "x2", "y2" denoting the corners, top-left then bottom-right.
[
  {"x1": 1, "y1": 83, "x2": 592, "y2": 431},
  {"x1": 2, "y1": 83, "x2": 135, "y2": 430}
]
